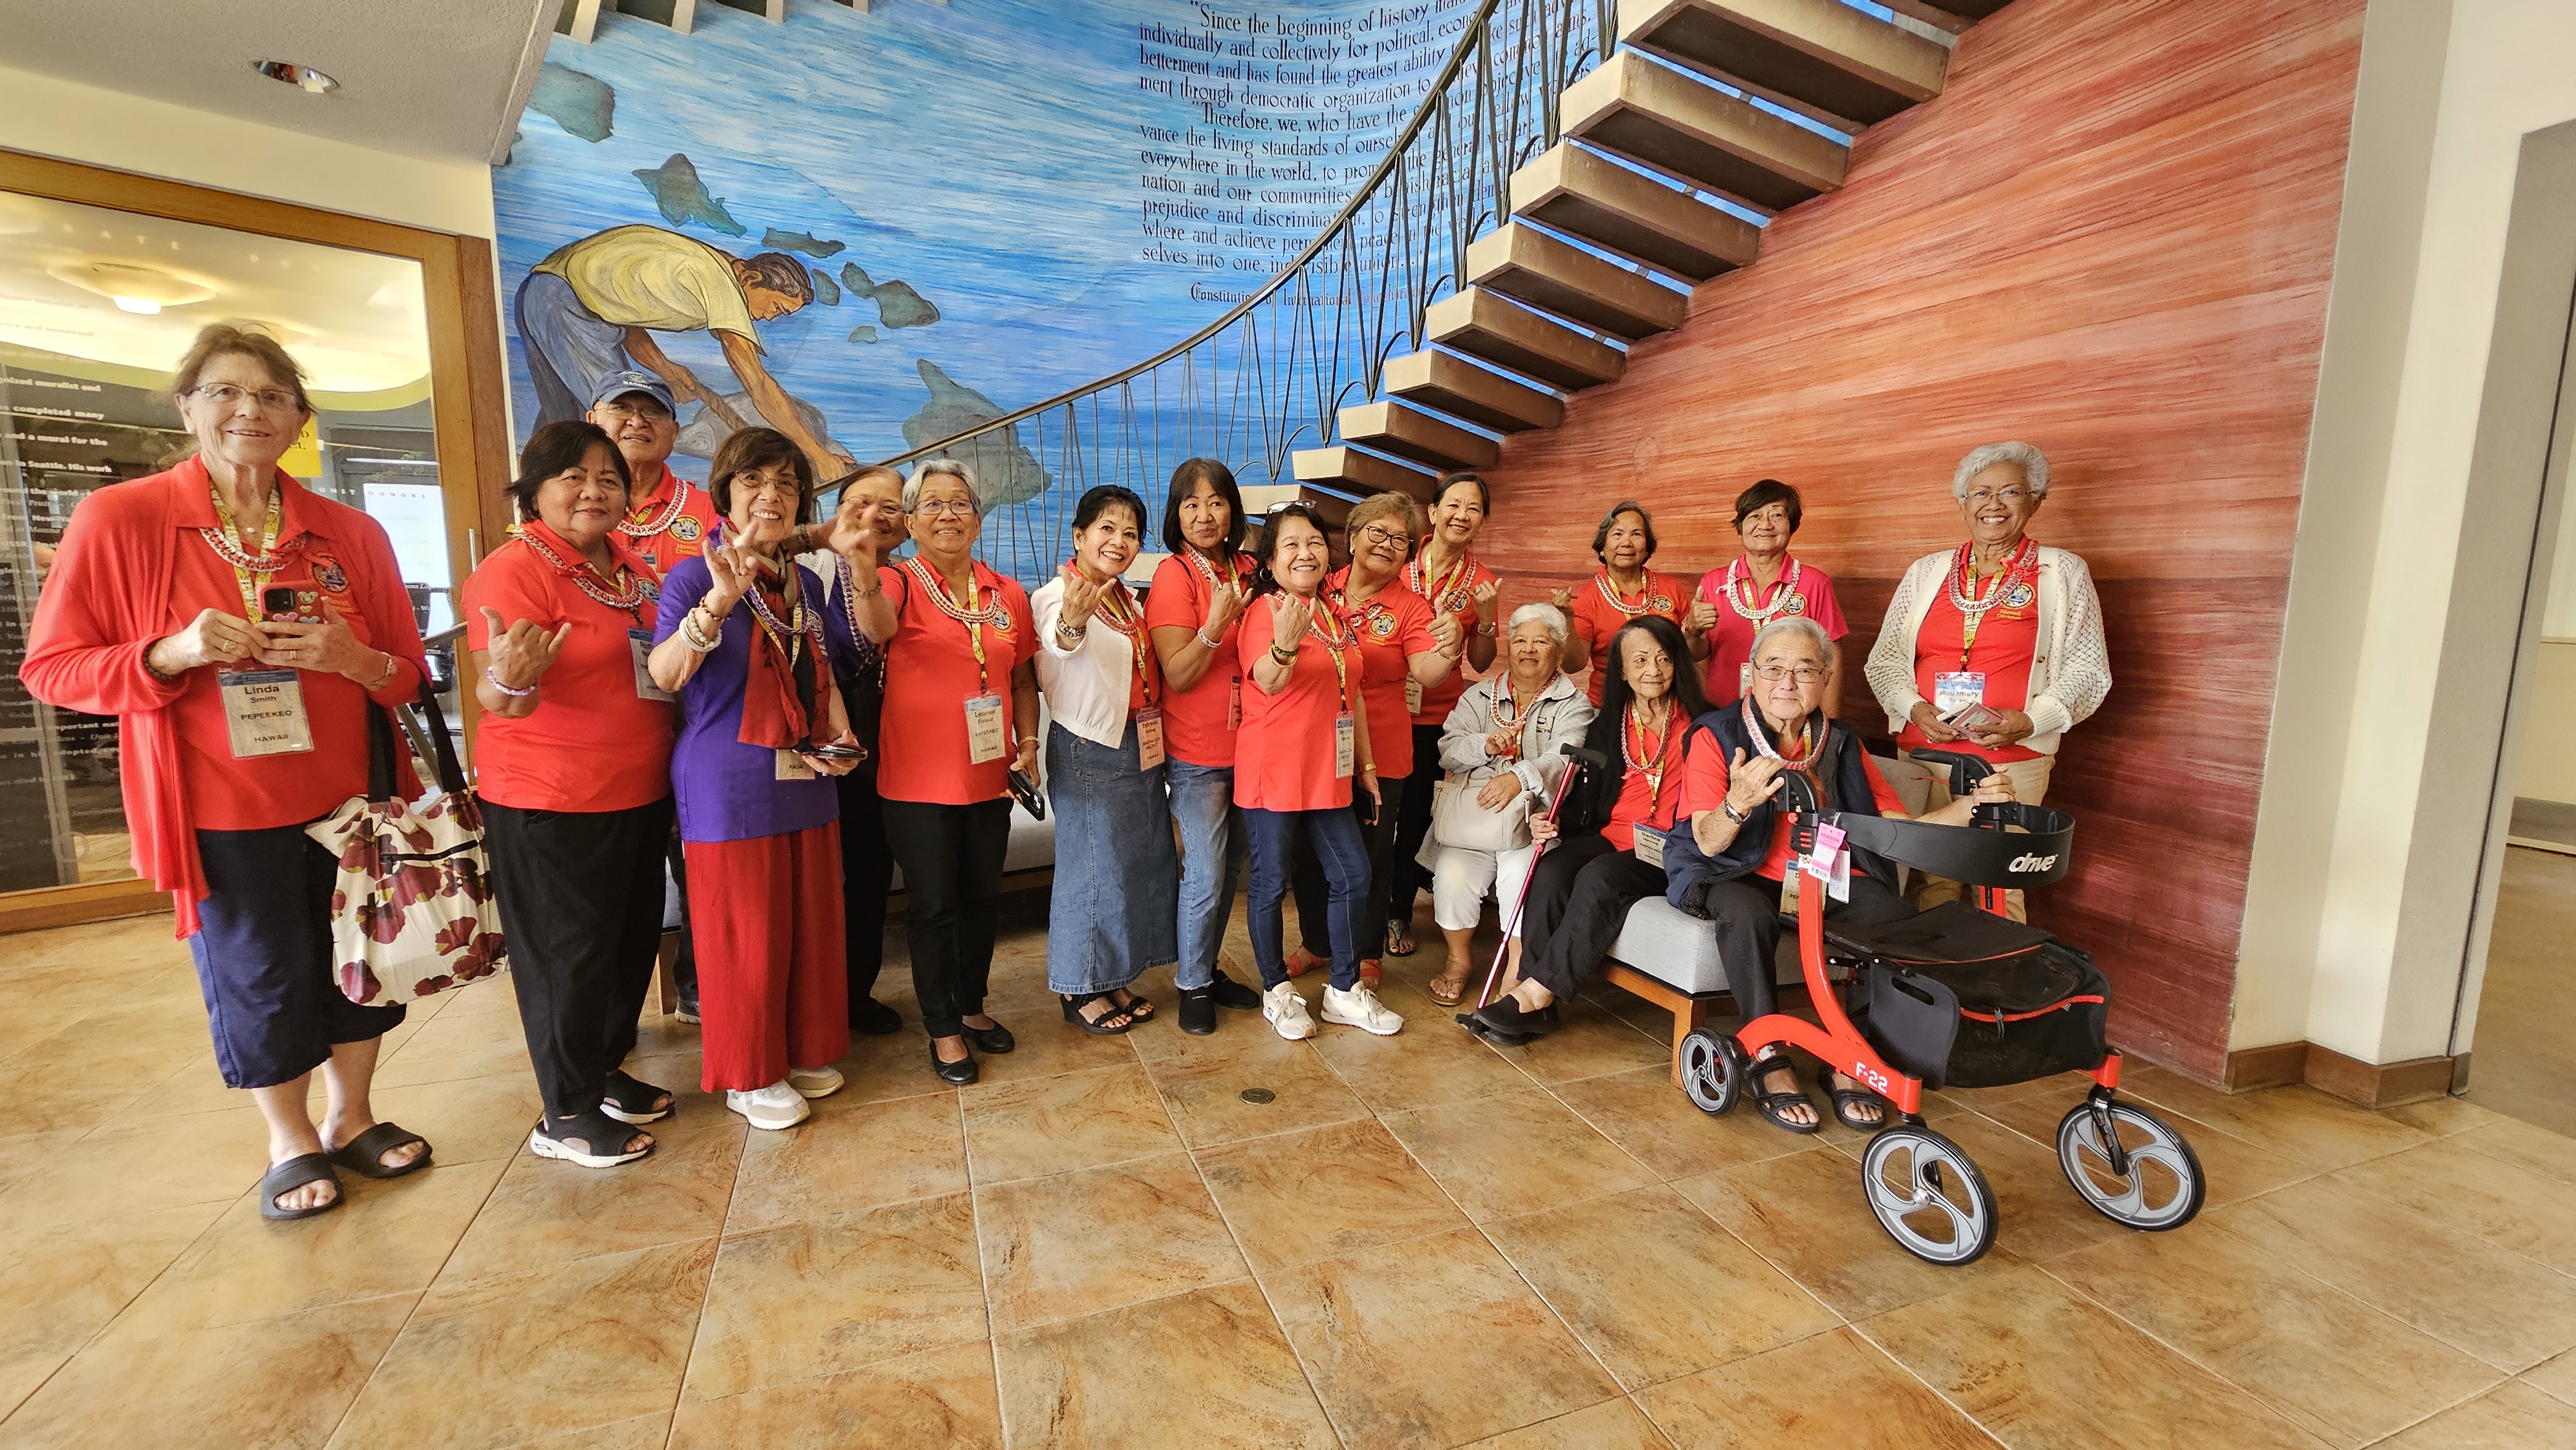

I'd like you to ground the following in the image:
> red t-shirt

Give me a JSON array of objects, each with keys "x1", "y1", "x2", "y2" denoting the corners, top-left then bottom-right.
[
  {"x1": 1233, "y1": 592, "x2": 1363, "y2": 813},
  {"x1": 461, "y1": 527, "x2": 674, "y2": 813},
  {"x1": 1694, "y1": 558, "x2": 1848, "y2": 701},
  {"x1": 1144, "y1": 550, "x2": 1255, "y2": 768},
  {"x1": 877, "y1": 558, "x2": 1038, "y2": 805},
  {"x1": 1327, "y1": 570, "x2": 1440, "y2": 780},
  {"x1": 1601, "y1": 701, "x2": 1688, "y2": 852},
  {"x1": 1406, "y1": 549, "x2": 1495, "y2": 725},
  {"x1": 1896, "y1": 578, "x2": 2043, "y2": 764},
  {"x1": 616, "y1": 468, "x2": 719, "y2": 581},
  {"x1": 1680, "y1": 726, "x2": 1906, "y2": 880},
  {"x1": 1569, "y1": 569, "x2": 1690, "y2": 705}
]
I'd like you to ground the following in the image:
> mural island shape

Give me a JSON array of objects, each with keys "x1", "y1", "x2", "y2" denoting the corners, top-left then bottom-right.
[
  {"x1": 632, "y1": 154, "x2": 745, "y2": 237},
  {"x1": 849, "y1": 325, "x2": 879, "y2": 343},
  {"x1": 762, "y1": 229, "x2": 846, "y2": 259},
  {"x1": 529, "y1": 62, "x2": 614, "y2": 143},
  {"x1": 902, "y1": 360, "x2": 1050, "y2": 509},
  {"x1": 813, "y1": 270, "x2": 842, "y2": 306},
  {"x1": 843, "y1": 265, "x2": 940, "y2": 329}
]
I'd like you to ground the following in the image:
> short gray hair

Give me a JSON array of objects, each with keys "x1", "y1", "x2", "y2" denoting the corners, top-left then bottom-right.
[
  {"x1": 906, "y1": 457, "x2": 983, "y2": 513},
  {"x1": 1750, "y1": 616, "x2": 1835, "y2": 667},
  {"x1": 1952, "y1": 440, "x2": 2050, "y2": 500},
  {"x1": 1506, "y1": 600, "x2": 1567, "y2": 646}
]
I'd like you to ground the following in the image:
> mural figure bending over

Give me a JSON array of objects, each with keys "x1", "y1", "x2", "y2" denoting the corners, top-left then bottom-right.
[{"x1": 515, "y1": 223, "x2": 857, "y2": 478}]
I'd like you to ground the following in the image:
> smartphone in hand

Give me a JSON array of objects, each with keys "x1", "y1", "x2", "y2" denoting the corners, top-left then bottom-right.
[{"x1": 1008, "y1": 768, "x2": 1046, "y2": 820}]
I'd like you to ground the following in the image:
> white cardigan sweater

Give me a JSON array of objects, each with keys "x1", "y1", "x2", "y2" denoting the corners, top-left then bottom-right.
[{"x1": 1862, "y1": 544, "x2": 2110, "y2": 757}]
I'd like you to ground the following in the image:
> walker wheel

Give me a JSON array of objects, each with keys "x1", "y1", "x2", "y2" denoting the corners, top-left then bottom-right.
[
  {"x1": 1861, "y1": 1126, "x2": 1998, "y2": 1266},
  {"x1": 2056, "y1": 1098, "x2": 2206, "y2": 1231},
  {"x1": 1678, "y1": 1028, "x2": 1747, "y2": 1116}
]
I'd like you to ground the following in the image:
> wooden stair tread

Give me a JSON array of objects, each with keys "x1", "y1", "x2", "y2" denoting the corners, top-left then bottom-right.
[
  {"x1": 1335, "y1": 400, "x2": 1502, "y2": 471},
  {"x1": 1425, "y1": 288, "x2": 1626, "y2": 391},
  {"x1": 1618, "y1": 0, "x2": 1949, "y2": 131},
  {"x1": 1291, "y1": 446, "x2": 1441, "y2": 502},
  {"x1": 1466, "y1": 221, "x2": 1689, "y2": 341},
  {"x1": 1508, "y1": 144, "x2": 1760, "y2": 283},
  {"x1": 1562, "y1": 50, "x2": 1847, "y2": 214}
]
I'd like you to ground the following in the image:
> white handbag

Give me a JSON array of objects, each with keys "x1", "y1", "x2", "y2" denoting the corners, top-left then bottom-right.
[{"x1": 1431, "y1": 767, "x2": 1530, "y2": 854}]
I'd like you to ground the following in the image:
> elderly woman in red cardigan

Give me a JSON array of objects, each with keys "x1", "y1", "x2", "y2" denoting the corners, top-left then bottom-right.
[{"x1": 20, "y1": 325, "x2": 435, "y2": 1221}]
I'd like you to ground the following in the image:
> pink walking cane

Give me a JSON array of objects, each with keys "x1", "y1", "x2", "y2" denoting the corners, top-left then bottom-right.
[{"x1": 1472, "y1": 744, "x2": 1602, "y2": 1010}]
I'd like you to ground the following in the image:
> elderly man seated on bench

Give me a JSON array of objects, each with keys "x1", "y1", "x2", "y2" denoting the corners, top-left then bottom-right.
[{"x1": 1465, "y1": 617, "x2": 2013, "y2": 1132}]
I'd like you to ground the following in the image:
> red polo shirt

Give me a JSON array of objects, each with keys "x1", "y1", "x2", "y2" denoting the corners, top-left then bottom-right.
[
  {"x1": 1897, "y1": 585, "x2": 2043, "y2": 764},
  {"x1": 1694, "y1": 558, "x2": 1848, "y2": 700},
  {"x1": 1144, "y1": 549, "x2": 1255, "y2": 769},
  {"x1": 1233, "y1": 592, "x2": 1363, "y2": 813},
  {"x1": 618, "y1": 467, "x2": 719, "y2": 581},
  {"x1": 877, "y1": 558, "x2": 1037, "y2": 805},
  {"x1": 1406, "y1": 549, "x2": 1496, "y2": 726},
  {"x1": 1569, "y1": 569, "x2": 1689, "y2": 705},
  {"x1": 1327, "y1": 569, "x2": 1440, "y2": 780},
  {"x1": 1602, "y1": 701, "x2": 1687, "y2": 851}
]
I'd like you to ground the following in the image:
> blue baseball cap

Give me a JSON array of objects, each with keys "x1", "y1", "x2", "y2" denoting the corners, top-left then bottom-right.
[{"x1": 589, "y1": 370, "x2": 677, "y2": 415}]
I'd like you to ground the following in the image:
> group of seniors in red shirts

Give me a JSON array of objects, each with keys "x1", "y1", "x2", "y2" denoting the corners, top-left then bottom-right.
[{"x1": 24, "y1": 321, "x2": 2116, "y2": 1213}]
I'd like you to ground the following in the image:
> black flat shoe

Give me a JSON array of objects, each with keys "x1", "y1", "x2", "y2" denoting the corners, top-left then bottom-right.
[
  {"x1": 929, "y1": 1040, "x2": 980, "y2": 1085},
  {"x1": 1456, "y1": 998, "x2": 1532, "y2": 1046},
  {"x1": 1179, "y1": 986, "x2": 1218, "y2": 1035},
  {"x1": 851, "y1": 996, "x2": 902, "y2": 1035},
  {"x1": 1517, "y1": 1003, "x2": 1563, "y2": 1038},
  {"x1": 1207, "y1": 970, "x2": 1262, "y2": 1011},
  {"x1": 961, "y1": 1019, "x2": 1015, "y2": 1053}
]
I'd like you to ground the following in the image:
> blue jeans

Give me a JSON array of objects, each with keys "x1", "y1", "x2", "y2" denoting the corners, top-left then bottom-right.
[
  {"x1": 1168, "y1": 759, "x2": 1243, "y2": 990},
  {"x1": 1245, "y1": 806, "x2": 1368, "y2": 991}
]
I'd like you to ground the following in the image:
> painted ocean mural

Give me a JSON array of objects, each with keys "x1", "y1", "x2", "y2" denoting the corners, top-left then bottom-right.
[{"x1": 496, "y1": 0, "x2": 1453, "y2": 585}]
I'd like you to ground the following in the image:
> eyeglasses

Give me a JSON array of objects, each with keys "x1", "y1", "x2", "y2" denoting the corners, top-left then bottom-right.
[
  {"x1": 595, "y1": 400, "x2": 673, "y2": 423},
  {"x1": 186, "y1": 382, "x2": 302, "y2": 413},
  {"x1": 1752, "y1": 664, "x2": 1829, "y2": 684},
  {"x1": 913, "y1": 498, "x2": 976, "y2": 518},
  {"x1": 1355, "y1": 525, "x2": 1412, "y2": 549},
  {"x1": 1963, "y1": 487, "x2": 2030, "y2": 507}
]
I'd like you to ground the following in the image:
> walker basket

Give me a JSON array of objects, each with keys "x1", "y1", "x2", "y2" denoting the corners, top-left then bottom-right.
[{"x1": 1847, "y1": 908, "x2": 2112, "y2": 1091}]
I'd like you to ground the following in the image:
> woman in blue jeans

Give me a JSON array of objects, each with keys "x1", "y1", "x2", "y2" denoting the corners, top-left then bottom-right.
[
  {"x1": 1035, "y1": 485, "x2": 1181, "y2": 1031},
  {"x1": 1145, "y1": 458, "x2": 1265, "y2": 1033}
]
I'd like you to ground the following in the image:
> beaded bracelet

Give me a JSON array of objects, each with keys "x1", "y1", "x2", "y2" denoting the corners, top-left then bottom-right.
[
  {"x1": 680, "y1": 608, "x2": 722, "y2": 654},
  {"x1": 484, "y1": 665, "x2": 536, "y2": 698}
]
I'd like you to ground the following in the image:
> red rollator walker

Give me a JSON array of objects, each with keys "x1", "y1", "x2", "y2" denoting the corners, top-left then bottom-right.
[{"x1": 1677, "y1": 749, "x2": 2206, "y2": 1265}]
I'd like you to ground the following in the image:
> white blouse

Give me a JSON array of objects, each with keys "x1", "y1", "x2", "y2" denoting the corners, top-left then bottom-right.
[{"x1": 1030, "y1": 574, "x2": 1152, "y2": 750}]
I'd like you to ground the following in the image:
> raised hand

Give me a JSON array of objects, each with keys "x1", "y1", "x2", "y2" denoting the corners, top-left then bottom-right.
[
  {"x1": 819, "y1": 511, "x2": 882, "y2": 569},
  {"x1": 1686, "y1": 598, "x2": 1720, "y2": 634},
  {"x1": 1548, "y1": 584, "x2": 1575, "y2": 612},
  {"x1": 1204, "y1": 578, "x2": 1247, "y2": 636},
  {"x1": 1270, "y1": 591, "x2": 1314, "y2": 650},
  {"x1": 1483, "y1": 726, "x2": 1520, "y2": 759},
  {"x1": 1471, "y1": 576, "x2": 1501, "y2": 620},
  {"x1": 149, "y1": 607, "x2": 261, "y2": 675},
  {"x1": 701, "y1": 533, "x2": 760, "y2": 614},
  {"x1": 1061, "y1": 570, "x2": 1105, "y2": 634},
  {"x1": 1428, "y1": 608, "x2": 1464, "y2": 657},
  {"x1": 480, "y1": 607, "x2": 573, "y2": 691},
  {"x1": 1724, "y1": 748, "x2": 1786, "y2": 814}
]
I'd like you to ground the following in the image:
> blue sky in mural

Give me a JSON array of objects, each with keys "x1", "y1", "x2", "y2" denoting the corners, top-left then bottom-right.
[{"x1": 495, "y1": 0, "x2": 1416, "y2": 493}]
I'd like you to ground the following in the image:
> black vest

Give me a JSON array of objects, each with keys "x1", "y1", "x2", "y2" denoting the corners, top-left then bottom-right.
[{"x1": 1662, "y1": 704, "x2": 1897, "y2": 911}]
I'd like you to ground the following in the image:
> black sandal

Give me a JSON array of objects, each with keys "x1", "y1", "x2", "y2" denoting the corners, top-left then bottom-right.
[
  {"x1": 258, "y1": 1153, "x2": 342, "y2": 1220},
  {"x1": 1750, "y1": 1055, "x2": 1823, "y2": 1136},
  {"x1": 600, "y1": 1070, "x2": 673, "y2": 1125},
  {"x1": 1061, "y1": 993, "x2": 1137, "y2": 1035},
  {"x1": 1108, "y1": 988, "x2": 1155, "y2": 1023},
  {"x1": 529, "y1": 1110, "x2": 655, "y2": 1168},
  {"x1": 1823, "y1": 1075, "x2": 1888, "y2": 1133},
  {"x1": 325, "y1": 1122, "x2": 431, "y2": 1179}
]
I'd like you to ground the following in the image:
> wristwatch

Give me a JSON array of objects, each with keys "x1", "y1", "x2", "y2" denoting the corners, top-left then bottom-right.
[{"x1": 1721, "y1": 798, "x2": 1750, "y2": 824}]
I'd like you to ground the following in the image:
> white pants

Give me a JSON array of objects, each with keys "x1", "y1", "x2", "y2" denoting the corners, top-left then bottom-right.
[{"x1": 1426, "y1": 842, "x2": 1540, "y2": 935}]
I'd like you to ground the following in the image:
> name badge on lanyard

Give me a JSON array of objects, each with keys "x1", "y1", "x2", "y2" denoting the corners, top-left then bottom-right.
[
  {"x1": 1632, "y1": 823, "x2": 1667, "y2": 869},
  {"x1": 1934, "y1": 671, "x2": 1987, "y2": 715},
  {"x1": 1334, "y1": 713, "x2": 1355, "y2": 778},
  {"x1": 775, "y1": 748, "x2": 817, "y2": 781},
  {"x1": 1135, "y1": 709, "x2": 1167, "y2": 771},
  {"x1": 219, "y1": 669, "x2": 314, "y2": 758},
  {"x1": 965, "y1": 693, "x2": 1007, "y2": 765},
  {"x1": 630, "y1": 629, "x2": 674, "y2": 702},
  {"x1": 1405, "y1": 675, "x2": 1424, "y2": 716}
]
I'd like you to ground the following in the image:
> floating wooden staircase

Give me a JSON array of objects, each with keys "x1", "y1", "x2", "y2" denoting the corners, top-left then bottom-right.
[{"x1": 1292, "y1": 0, "x2": 1987, "y2": 508}]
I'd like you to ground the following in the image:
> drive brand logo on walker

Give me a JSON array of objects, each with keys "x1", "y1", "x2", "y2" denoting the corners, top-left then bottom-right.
[{"x1": 2009, "y1": 852, "x2": 2060, "y2": 874}]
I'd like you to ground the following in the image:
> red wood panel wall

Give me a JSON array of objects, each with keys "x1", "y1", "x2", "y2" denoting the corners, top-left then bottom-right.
[{"x1": 1476, "y1": 0, "x2": 2366, "y2": 1080}]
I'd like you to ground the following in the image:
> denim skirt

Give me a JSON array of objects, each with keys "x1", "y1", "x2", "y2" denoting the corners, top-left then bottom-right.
[{"x1": 1045, "y1": 719, "x2": 1180, "y2": 993}]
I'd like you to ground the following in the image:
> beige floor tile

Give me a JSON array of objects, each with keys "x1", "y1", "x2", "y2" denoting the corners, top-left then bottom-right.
[
  {"x1": 2378, "y1": 1380, "x2": 2576, "y2": 1449},
  {"x1": 682, "y1": 1192, "x2": 986, "y2": 1402},
  {"x1": 358, "y1": 1073, "x2": 548, "y2": 1167},
  {"x1": 668, "y1": 1339, "x2": 1001, "y2": 1449},
  {"x1": 959, "y1": 1063, "x2": 1180, "y2": 1184},
  {"x1": 1479, "y1": 997, "x2": 1668, "y2": 1084},
  {"x1": 1975, "y1": 1089, "x2": 2314, "y2": 1210},
  {"x1": 2380, "y1": 1093, "x2": 2505, "y2": 1137},
  {"x1": 2216, "y1": 1176, "x2": 2576, "y2": 1371},
  {"x1": 2048, "y1": 1223, "x2": 2502, "y2": 1447},
  {"x1": 1381, "y1": 1086, "x2": 1657, "y2": 1222},
  {"x1": 507, "y1": 1412, "x2": 673, "y2": 1448},
  {"x1": 827, "y1": 1029, "x2": 966, "y2": 1107},
  {"x1": 1193, "y1": 1116, "x2": 1471, "y2": 1273},
  {"x1": 0, "y1": 1355, "x2": 66, "y2": 1424},
  {"x1": 371, "y1": 1003, "x2": 535, "y2": 1089},
  {"x1": 1264, "y1": 1226, "x2": 1619, "y2": 1447},
  {"x1": 1671, "y1": 1146, "x2": 2023, "y2": 1319},
  {"x1": 725, "y1": 1088, "x2": 965, "y2": 1232},
  {"x1": 1, "y1": 1292, "x2": 414, "y2": 1450},
  {"x1": 0, "y1": 1004, "x2": 213, "y2": 1140},
  {"x1": 976, "y1": 1151, "x2": 1248, "y2": 1333},
  {"x1": 2335, "y1": 1138, "x2": 2576, "y2": 1274},
  {"x1": 437, "y1": 1102, "x2": 743, "y2": 1286},
  {"x1": 95, "y1": 1159, "x2": 504, "y2": 1344},
  {"x1": 331, "y1": 1238, "x2": 713, "y2": 1450},
  {"x1": 0, "y1": 1111, "x2": 267, "y2": 1230},
  {"x1": 95, "y1": 1050, "x2": 286, "y2": 1128},
  {"x1": 2528, "y1": 1344, "x2": 2576, "y2": 1407},
  {"x1": 1307, "y1": 1005, "x2": 1538, "y2": 1111},
  {"x1": 1484, "y1": 1183, "x2": 1840, "y2": 1391},
  {"x1": 957, "y1": 1013, "x2": 1146, "y2": 1089},
  {"x1": 1143, "y1": 1032, "x2": 1372, "y2": 1148},
  {"x1": 1461, "y1": 1396, "x2": 1673, "y2": 1448},
  {"x1": 2452, "y1": 1116, "x2": 2576, "y2": 1186},
  {"x1": 1636, "y1": 1326, "x2": 1987, "y2": 1446},
  {"x1": 2120, "y1": 1068, "x2": 2432, "y2": 1171},
  {"x1": 0, "y1": 1201, "x2": 222, "y2": 1368},
  {"x1": 1862, "y1": 1263, "x2": 2326, "y2": 1449},
  {"x1": 994, "y1": 1280, "x2": 1336, "y2": 1449},
  {"x1": 1549, "y1": 1066, "x2": 1839, "y2": 1180}
]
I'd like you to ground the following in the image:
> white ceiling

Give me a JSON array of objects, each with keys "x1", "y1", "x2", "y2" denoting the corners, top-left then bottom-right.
[{"x1": 0, "y1": 0, "x2": 554, "y2": 165}]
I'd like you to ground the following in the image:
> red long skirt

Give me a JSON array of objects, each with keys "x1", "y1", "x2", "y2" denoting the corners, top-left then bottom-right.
[{"x1": 682, "y1": 823, "x2": 851, "y2": 1092}]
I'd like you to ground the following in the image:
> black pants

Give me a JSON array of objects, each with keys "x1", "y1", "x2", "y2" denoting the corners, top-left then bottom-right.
[
  {"x1": 485, "y1": 797, "x2": 673, "y2": 1121},
  {"x1": 189, "y1": 824, "x2": 405, "y2": 1089},
  {"x1": 1520, "y1": 834, "x2": 1667, "y2": 1000},
  {"x1": 1291, "y1": 773, "x2": 1409, "y2": 961},
  {"x1": 1388, "y1": 725, "x2": 1442, "y2": 921},
  {"x1": 835, "y1": 767, "x2": 895, "y2": 1015},
  {"x1": 665, "y1": 830, "x2": 697, "y2": 1006},
  {"x1": 885, "y1": 797, "x2": 1012, "y2": 1040},
  {"x1": 1696, "y1": 872, "x2": 1917, "y2": 1023}
]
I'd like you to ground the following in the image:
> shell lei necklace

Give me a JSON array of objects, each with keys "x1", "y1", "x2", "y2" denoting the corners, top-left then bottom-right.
[
  {"x1": 1739, "y1": 695, "x2": 1823, "y2": 777},
  {"x1": 1948, "y1": 537, "x2": 2034, "y2": 619},
  {"x1": 202, "y1": 482, "x2": 292, "y2": 621},
  {"x1": 903, "y1": 556, "x2": 1006, "y2": 626},
  {"x1": 619, "y1": 478, "x2": 693, "y2": 538},
  {"x1": 1724, "y1": 556, "x2": 1803, "y2": 623},
  {"x1": 1183, "y1": 543, "x2": 1250, "y2": 594},
  {"x1": 743, "y1": 560, "x2": 819, "y2": 665},
  {"x1": 1595, "y1": 569, "x2": 1653, "y2": 616},
  {"x1": 520, "y1": 529, "x2": 652, "y2": 618}
]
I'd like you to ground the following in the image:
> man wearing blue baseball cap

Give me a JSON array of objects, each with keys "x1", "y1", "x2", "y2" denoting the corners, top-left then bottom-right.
[{"x1": 583, "y1": 372, "x2": 720, "y2": 582}]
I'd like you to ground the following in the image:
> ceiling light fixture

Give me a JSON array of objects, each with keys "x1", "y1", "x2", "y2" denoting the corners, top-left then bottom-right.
[
  {"x1": 250, "y1": 60, "x2": 339, "y2": 95},
  {"x1": 45, "y1": 262, "x2": 218, "y2": 315}
]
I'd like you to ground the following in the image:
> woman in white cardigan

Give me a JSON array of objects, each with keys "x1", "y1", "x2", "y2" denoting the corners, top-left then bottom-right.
[{"x1": 1864, "y1": 440, "x2": 2110, "y2": 920}]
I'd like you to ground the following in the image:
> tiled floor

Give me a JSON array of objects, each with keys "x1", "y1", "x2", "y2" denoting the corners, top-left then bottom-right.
[{"x1": 8, "y1": 903, "x2": 2576, "y2": 1448}]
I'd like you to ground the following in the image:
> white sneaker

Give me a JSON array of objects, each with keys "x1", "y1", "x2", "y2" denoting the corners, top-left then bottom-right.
[
  {"x1": 725, "y1": 1081, "x2": 811, "y2": 1131},
  {"x1": 1263, "y1": 981, "x2": 1316, "y2": 1040},
  {"x1": 1321, "y1": 984, "x2": 1404, "y2": 1036},
  {"x1": 787, "y1": 1065, "x2": 844, "y2": 1099}
]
